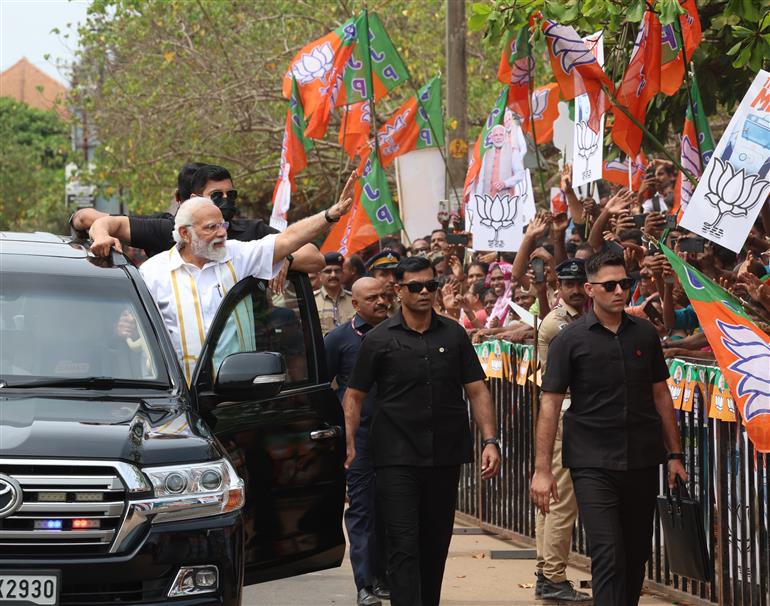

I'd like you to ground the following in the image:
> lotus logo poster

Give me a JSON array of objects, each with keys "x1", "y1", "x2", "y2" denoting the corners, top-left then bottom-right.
[
  {"x1": 681, "y1": 70, "x2": 770, "y2": 253},
  {"x1": 571, "y1": 31, "x2": 604, "y2": 188}
]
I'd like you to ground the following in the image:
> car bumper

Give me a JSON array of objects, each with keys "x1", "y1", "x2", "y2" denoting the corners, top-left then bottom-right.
[{"x1": 0, "y1": 511, "x2": 244, "y2": 605}]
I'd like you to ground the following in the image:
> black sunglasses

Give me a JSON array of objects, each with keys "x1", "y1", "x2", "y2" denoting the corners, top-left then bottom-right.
[
  {"x1": 210, "y1": 190, "x2": 238, "y2": 205},
  {"x1": 400, "y1": 280, "x2": 440, "y2": 294},
  {"x1": 589, "y1": 278, "x2": 634, "y2": 292}
]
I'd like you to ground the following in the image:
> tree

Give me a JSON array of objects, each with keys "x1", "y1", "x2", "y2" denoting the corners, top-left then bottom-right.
[{"x1": 0, "y1": 97, "x2": 70, "y2": 232}]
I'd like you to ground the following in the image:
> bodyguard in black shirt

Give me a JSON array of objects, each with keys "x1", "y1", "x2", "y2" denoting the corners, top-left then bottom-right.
[
  {"x1": 531, "y1": 250, "x2": 688, "y2": 606},
  {"x1": 344, "y1": 256, "x2": 501, "y2": 606}
]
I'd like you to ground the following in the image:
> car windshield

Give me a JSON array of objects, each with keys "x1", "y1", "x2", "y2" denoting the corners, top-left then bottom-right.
[{"x1": 0, "y1": 272, "x2": 168, "y2": 386}]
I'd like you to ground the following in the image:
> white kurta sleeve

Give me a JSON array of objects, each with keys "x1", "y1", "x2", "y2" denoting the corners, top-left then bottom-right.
[{"x1": 229, "y1": 235, "x2": 282, "y2": 279}]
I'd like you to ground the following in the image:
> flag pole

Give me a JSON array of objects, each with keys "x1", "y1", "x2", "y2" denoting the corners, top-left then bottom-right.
[
  {"x1": 602, "y1": 83, "x2": 697, "y2": 188},
  {"x1": 673, "y1": 16, "x2": 703, "y2": 162},
  {"x1": 527, "y1": 41, "x2": 549, "y2": 208},
  {"x1": 628, "y1": 156, "x2": 633, "y2": 189},
  {"x1": 334, "y1": 105, "x2": 352, "y2": 203}
]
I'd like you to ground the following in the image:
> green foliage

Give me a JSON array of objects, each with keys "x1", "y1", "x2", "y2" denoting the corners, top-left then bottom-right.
[{"x1": 0, "y1": 98, "x2": 70, "y2": 232}]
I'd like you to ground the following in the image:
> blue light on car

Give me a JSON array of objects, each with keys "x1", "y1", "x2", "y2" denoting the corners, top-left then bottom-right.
[{"x1": 34, "y1": 519, "x2": 63, "y2": 530}]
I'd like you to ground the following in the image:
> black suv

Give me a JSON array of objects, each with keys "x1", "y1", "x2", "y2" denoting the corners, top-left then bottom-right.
[{"x1": 0, "y1": 232, "x2": 346, "y2": 605}]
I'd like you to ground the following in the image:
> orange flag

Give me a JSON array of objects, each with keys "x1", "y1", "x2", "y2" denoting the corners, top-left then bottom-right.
[
  {"x1": 611, "y1": 10, "x2": 661, "y2": 158},
  {"x1": 660, "y1": 0, "x2": 702, "y2": 95},
  {"x1": 521, "y1": 82, "x2": 560, "y2": 144},
  {"x1": 542, "y1": 20, "x2": 613, "y2": 133},
  {"x1": 338, "y1": 101, "x2": 372, "y2": 159}
]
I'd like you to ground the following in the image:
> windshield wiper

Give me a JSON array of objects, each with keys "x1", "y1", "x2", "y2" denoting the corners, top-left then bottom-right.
[{"x1": 0, "y1": 377, "x2": 169, "y2": 390}]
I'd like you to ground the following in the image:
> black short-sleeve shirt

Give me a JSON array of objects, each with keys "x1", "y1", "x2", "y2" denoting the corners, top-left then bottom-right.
[
  {"x1": 128, "y1": 215, "x2": 278, "y2": 257},
  {"x1": 348, "y1": 310, "x2": 486, "y2": 467},
  {"x1": 541, "y1": 310, "x2": 670, "y2": 470}
]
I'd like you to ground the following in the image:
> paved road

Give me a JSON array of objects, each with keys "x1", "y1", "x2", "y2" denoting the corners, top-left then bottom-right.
[{"x1": 243, "y1": 522, "x2": 686, "y2": 606}]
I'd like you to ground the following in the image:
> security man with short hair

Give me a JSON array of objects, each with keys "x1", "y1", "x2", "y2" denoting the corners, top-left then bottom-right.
[
  {"x1": 314, "y1": 251, "x2": 356, "y2": 336},
  {"x1": 365, "y1": 251, "x2": 401, "y2": 313}
]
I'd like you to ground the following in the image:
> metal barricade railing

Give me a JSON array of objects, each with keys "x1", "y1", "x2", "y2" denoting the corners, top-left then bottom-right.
[{"x1": 458, "y1": 342, "x2": 769, "y2": 606}]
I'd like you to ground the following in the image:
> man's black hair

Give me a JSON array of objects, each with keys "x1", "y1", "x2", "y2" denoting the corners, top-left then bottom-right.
[
  {"x1": 177, "y1": 162, "x2": 207, "y2": 201},
  {"x1": 618, "y1": 228, "x2": 644, "y2": 246},
  {"x1": 586, "y1": 249, "x2": 626, "y2": 279},
  {"x1": 394, "y1": 255, "x2": 434, "y2": 280},
  {"x1": 577, "y1": 243, "x2": 594, "y2": 256},
  {"x1": 500, "y1": 251, "x2": 516, "y2": 264},
  {"x1": 191, "y1": 164, "x2": 233, "y2": 195},
  {"x1": 381, "y1": 237, "x2": 408, "y2": 257},
  {"x1": 431, "y1": 228, "x2": 447, "y2": 237},
  {"x1": 347, "y1": 254, "x2": 366, "y2": 277},
  {"x1": 711, "y1": 243, "x2": 738, "y2": 268},
  {"x1": 468, "y1": 261, "x2": 490, "y2": 276}
]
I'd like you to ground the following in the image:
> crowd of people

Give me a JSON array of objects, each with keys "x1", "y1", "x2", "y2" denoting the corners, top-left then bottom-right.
[{"x1": 70, "y1": 157, "x2": 770, "y2": 606}]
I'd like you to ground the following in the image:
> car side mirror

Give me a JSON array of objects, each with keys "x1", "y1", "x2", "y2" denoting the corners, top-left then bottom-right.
[{"x1": 215, "y1": 351, "x2": 286, "y2": 399}]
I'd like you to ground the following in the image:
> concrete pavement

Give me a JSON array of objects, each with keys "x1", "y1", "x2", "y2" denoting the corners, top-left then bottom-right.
[{"x1": 243, "y1": 521, "x2": 687, "y2": 606}]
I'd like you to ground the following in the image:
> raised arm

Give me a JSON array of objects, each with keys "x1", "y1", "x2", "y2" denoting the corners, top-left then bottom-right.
[
  {"x1": 72, "y1": 208, "x2": 109, "y2": 232},
  {"x1": 587, "y1": 189, "x2": 634, "y2": 252},
  {"x1": 272, "y1": 173, "x2": 356, "y2": 264}
]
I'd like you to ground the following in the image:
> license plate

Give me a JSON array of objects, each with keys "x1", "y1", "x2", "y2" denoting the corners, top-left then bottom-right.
[{"x1": 0, "y1": 571, "x2": 59, "y2": 606}]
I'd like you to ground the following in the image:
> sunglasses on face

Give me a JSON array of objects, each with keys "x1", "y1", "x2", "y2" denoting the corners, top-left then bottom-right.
[
  {"x1": 589, "y1": 278, "x2": 634, "y2": 292},
  {"x1": 209, "y1": 190, "x2": 238, "y2": 205},
  {"x1": 400, "y1": 280, "x2": 440, "y2": 294}
]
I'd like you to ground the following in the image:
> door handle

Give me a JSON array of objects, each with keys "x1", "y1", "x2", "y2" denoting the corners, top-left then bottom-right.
[{"x1": 310, "y1": 426, "x2": 342, "y2": 440}]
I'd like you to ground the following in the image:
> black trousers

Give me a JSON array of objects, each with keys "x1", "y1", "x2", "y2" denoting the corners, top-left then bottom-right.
[
  {"x1": 571, "y1": 466, "x2": 659, "y2": 606},
  {"x1": 375, "y1": 465, "x2": 461, "y2": 606},
  {"x1": 345, "y1": 428, "x2": 387, "y2": 591}
]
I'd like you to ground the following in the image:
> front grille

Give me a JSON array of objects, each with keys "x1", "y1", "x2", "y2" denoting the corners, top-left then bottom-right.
[
  {"x1": 60, "y1": 578, "x2": 169, "y2": 604},
  {"x1": 0, "y1": 461, "x2": 128, "y2": 556}
]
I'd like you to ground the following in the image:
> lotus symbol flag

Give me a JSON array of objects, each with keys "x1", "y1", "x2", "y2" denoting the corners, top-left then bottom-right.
[
  {"x1": 576, "y1": 121, "x2": 600, "y2": 160},
  {"x1": 718, "y1": 321, "x2": 770, "y2": 423},
  {"x1": 291, "y1": 42, "x2": 335, "y2": 84},
  {"x1": 545, "y1": 23, "x2": 597, "y2": 75},
  {"x1": 475, "y1": 193, "x2": 521, "y2": 245},
  {"x1": 704, "y1": 157, "x2": 770, "y2": 229}
]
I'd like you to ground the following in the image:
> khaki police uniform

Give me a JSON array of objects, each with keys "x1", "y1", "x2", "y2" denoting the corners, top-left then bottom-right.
[
  {"x1": 314, "y1": 286, "x2": 355, "y2": 336},
  {"x1": 535, "y1": 300, "x2": 581, "y2": 584}
]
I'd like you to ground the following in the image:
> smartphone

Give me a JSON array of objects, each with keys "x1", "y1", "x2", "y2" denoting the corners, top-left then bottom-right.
[
  {"x1": 643, "y1": 299, "x2": 663, "y2": 324},
  {"x1": 531, "y1": 258, "x2": 545, "y2": 283},
  {"x1": 607, "y1": 241, "x2": 625, "y2": 256},
  {"x1": 679, "y1": 237, "x2": 705, "y2": 253},
  {"x1": 665, "y1": 214, "x2": 678, "y2": 229},
  {"x1": 646, "y1": 165, "x2": 656, "y2": 179},
  {"x1": 647, "y1": 242, "x2": 661, "y2": 255},
  {"x1": 632, "y1": 214, "x2": 646, "y2": 228},
  {"x1": 446, "y1": 233, "x2": 470, "y2": 246}
]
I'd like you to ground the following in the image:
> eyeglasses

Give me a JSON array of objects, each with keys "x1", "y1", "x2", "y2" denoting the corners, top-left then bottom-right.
[
  {"x1": 400, "y1": 280, "x2": 440, "y2": 294},
  {"x1": 209, "y1": 190, "x2": 238, "y2": 205},
  {"x1": 191, "y1": 221, "x2": 229, "y2": 234},
  {"x1": 589, "y1": 278, "x2": 634, "y2": 292}
]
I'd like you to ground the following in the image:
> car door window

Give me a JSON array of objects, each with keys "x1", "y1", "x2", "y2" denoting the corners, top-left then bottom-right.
[{"x1": 210, "y1": 278, "x2": 310, "y2": 385}]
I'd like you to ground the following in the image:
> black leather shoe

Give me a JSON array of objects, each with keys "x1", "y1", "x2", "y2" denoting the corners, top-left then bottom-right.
[
  {"x1": 541, "y1": 579, "x2": 592, "y2": 603},
  {"x1": 357, "y1": 587, "x2": 382, "y2": 606},
  {"x1": 371, "y1": 583, "x2": 390, "y2": 600},
  {"x1": 535, "y1": 571, "x2": 546, "y2": 598}
]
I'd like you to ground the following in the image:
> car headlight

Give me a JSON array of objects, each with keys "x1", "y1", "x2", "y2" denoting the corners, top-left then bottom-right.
[{"x1": 138, "y1": 459, "x2": 244, "y2": 523}]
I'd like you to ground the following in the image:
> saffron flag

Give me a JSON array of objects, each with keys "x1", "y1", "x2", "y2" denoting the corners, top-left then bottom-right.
[
  {"x1": 462, "y1": 88, "x2": 509, "y2": 204},
  {"x1": 359, "y1": 149, "x2": 403, "y2": 237},
  {"x1": 673, "y1": 76, "x2": 715, "y2": 216},
  {"x1": 338, "y1": 100, "x2": 372, "y2": 159},
  {"x1": 497, "y1": 28, "x2": 534, "y2": 124},
  {"x1": 372, "y1": 76, "x2": 444, "y2": 168},
  {"x1": 335, "y1": 11, "x2": 409, "y2": 107},
  {"x1": 271, "y1": 77, "x2": 312, "y2": 231},
  {"x1": 321, "y1": 189, "x2": 379, "y2": 256},
  {"x1": 611, "y1": 10, "x2": 662, "y2": 158},
  {"x1": 283, "y1": 15, "x2": 361, "y2": 139},
  {"x1": 542, "y1": 20, "x2": 613, "y2": 132},
  {"x1": 661, "y1": 243, "x2": 770, "y2": 453},
  {"x1": 660, "y1": 0, "x2": 702, "y2": 95},
  {"x1": 521, "y1": 82, "x2": 560, "y2": 144},
  {"x1": 602, "y1": 151, "x2": 648, "y2": 191}
]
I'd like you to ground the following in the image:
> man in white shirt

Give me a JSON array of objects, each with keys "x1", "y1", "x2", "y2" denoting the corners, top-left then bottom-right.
[{"x1": 140, "y1": 175, "x2": 354, "y2": 380}]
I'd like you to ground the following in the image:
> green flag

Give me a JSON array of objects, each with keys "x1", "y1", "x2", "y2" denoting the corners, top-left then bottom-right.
[{"x1": 359, "y1": 149, "x2": 402, "y2": 237}]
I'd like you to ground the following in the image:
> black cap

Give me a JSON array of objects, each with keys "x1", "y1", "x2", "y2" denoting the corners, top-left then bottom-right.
[
  {"x1": 323, "y1": 252, "x2": 344, "y2": 267},
  {"x1": 366, "y1": 250, "x2": 401, "y2": 271},
  {"x1": 555, "y1": 258, "x2": 587, "y2": 281}
]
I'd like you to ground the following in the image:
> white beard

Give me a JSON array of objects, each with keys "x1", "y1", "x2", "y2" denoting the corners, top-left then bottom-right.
[{"x1": 190, "y1": 232, "x2": 227, "y2": 262}]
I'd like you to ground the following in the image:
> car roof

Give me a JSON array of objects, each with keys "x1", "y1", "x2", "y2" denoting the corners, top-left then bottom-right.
[{"x1": 0, "y1": 232, "x2": 130, "y2": 278}]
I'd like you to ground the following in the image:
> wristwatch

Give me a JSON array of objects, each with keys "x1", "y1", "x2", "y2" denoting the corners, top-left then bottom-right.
[
  {"x1": 667, "y1": 452, "x2": 685, "y2": 461},
  {"x1": 324, "y1": 209, "x2": 340, "y2": 223},
  {"x1": 286, "y1": 254, "x2": 294, "y2": 268},
  {"x1": 482, "y1": 437, "x2": 501, "y2": 449}
]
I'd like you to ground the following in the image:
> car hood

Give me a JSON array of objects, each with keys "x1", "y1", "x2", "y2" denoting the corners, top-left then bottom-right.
[{"x1": 0, "y1": 395, "x2": 220, "y2": 466}]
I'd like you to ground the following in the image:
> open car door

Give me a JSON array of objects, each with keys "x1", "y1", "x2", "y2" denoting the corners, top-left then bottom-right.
[{"x1": 189, "y1": 273, "x2": 345, "y2": 584}]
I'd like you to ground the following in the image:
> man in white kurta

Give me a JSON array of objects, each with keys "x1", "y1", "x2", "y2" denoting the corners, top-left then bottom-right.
[{"x1": 140, "y1": 179, "x2": 355, "y2": 381}]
